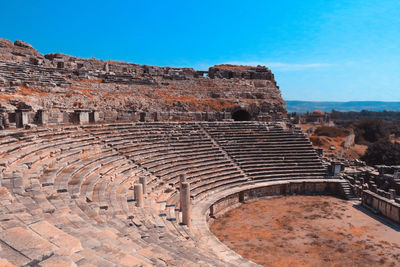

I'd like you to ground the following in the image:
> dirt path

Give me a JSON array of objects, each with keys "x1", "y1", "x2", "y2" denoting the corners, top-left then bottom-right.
[{"x1": 210, "y1": 196, "x2": 400, "y2": 267}]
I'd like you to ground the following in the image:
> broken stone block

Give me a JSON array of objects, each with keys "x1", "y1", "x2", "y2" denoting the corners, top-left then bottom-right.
[
  {"x1": 14, "y1": 40, "x2": 34, "y2": 49},
  {"x1": 29, "y1": 221, "x2": 82, "y2": 255},
  {"x1": 15, "y1": 109, "x2": 30, "y2": 128},
  {"x1": 0, "y1": 227, "x2": 57, "y2": 263},
  {"x1": 40, "y1": 255, "x2": 77, "y2": 267}
]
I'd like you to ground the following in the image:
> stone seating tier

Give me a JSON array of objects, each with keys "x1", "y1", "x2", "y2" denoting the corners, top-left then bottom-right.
[{"x1": 0, "y1": 121, "x2": 327, "y2": 266}]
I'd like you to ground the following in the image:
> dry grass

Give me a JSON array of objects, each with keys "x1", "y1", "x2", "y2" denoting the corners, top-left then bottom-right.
[
  {"x1": 158, "y1": 95, "x2": 236, "y2": 111},
  {"x1": 154, "y1": 89, "x2": 173, "y2": 96},
  {"x1": 0, "y1": 95, "x2": 14, "y2": 100},
  {"x1": 19, "y1": 85, "x2": 48, "y2": 97},
  {"x1": 76, "y1": 78, "x2": 103, "y2": 83},
  {"x1": 75, "y1": 88, "x2": 94, "y2": 98}
]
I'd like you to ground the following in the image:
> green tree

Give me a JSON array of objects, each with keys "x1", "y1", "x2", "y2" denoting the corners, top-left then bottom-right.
[
  {"x1": 361, "y1": 139, "x2": 400, "y2": 165},
  {"x1": 355, "y1": 118, "x2": 390, "y2": 145}
]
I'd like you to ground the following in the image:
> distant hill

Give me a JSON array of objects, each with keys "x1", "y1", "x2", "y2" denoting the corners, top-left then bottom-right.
[{"x1": 286, "y1": 101, "x2": 400, "y2": 113}]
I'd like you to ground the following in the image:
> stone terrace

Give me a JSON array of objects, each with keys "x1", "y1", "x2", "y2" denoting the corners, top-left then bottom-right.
[
  {"x1": 0, "y1": 121, "x2": 328, "y2": 266},
  {"x1": 0, "y1": 38, "x2": 286, "y2": 122}
]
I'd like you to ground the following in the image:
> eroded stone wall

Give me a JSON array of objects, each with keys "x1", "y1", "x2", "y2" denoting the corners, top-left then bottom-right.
[
  {"x1": 208, "y1": 180, "x2": 343, "y2": 219},
  {"x1": 0, "y1": 39, "x2": 286, "y2": 123},
  {"x1": 362, "y1": 190, "x2": 400, "y2": 223}
]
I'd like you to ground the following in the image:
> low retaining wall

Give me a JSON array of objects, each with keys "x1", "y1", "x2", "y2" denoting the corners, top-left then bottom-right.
[
  {"x1": 362, "y1": 190, "x2": 400, "y2": 223},
  {"x1": 1, "y1": 110, "x2": 281, "y2": 128},
  {"x1": 190, "y1": 179, "x2": 344, "y2": 267},
  {"x1": 209, "y1": 180, "x2": 343, "y2": 218}
]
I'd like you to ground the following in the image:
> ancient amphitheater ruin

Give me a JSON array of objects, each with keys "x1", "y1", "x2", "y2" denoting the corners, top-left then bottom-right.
[{"x1": 0, "y1": 39, "x2": 399, "y2": 266}]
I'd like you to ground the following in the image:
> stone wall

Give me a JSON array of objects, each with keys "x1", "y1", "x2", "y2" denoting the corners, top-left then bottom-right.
[
  {"x1": 208, "y1": 65, "x2": 275, "y2": 81},
  {"x1": 0, "y1": 39, "x2": 286, "y2": 123},
  {"x1": 3, "y1": 109, "x2": 256, "y2": 127},
  {"x1": 209, "y1": 180, "x2": 343, "y2": 217},
  {"x1": 362, "y1": 190, "x2": 400, "y2": 223}
]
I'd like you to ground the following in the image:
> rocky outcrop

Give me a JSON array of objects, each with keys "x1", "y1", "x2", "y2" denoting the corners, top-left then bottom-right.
[
  {"x1": 209, "y1": 64, "x2": 275, "y2": 80},
  {"x1": 0, "y1": 39, "x2": 286, "y2": 121},
  {"x1": 13, "y1": 40, "x2": 34, "y2": 49},
  {"x1": 0, "y1": 38, "x2": 44, "y2": 65}
]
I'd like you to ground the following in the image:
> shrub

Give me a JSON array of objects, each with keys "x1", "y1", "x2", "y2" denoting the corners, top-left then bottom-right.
[
  {"x1": 309, "y1": 136, "x2": 323, "y2": 146},
  {"x1": 314, "y1": 126, "x2": 346, "y2": 138},
  {"x1": 354, "y1": 118, "x2": 390, "y2": 145},
  {"x1": 361, "y1": 139, "x2": 400, "y2": 165}
]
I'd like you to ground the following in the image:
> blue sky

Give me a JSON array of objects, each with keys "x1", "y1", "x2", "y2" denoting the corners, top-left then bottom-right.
[{"x1": 1, "y1": 0, "x2": 399, "y2": 101}]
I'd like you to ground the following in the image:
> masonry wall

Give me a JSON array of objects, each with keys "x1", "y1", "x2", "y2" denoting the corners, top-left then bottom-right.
[
  {"x1": 362, "y1": 190, "x2": 400, "y2": 223},
  {"x1": 210, "y1": 181, "x2": 342, "y2": 218},
  {"x1": 4, "y1": 110, "x2": 279, "y2": 126},
  {"x1": 0, "y1": 39, "x2": 287, "y2": 123}
]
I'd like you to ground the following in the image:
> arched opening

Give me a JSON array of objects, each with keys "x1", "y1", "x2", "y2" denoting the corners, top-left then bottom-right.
[{"x1": 232, "y1": 109, "x2": 251, "y2": 121}]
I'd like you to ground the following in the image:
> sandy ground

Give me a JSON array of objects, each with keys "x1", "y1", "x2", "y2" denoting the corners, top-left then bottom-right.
[{"x1": 210, "y1": 196, "x2": 400, "y2": 267}]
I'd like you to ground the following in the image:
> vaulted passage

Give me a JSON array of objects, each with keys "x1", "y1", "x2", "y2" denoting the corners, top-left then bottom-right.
[{"x1": 232, "y1": 109, "x2": 251, "y2": 121}]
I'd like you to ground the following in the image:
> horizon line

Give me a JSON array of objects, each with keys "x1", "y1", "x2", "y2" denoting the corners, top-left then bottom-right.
[{"x1": 285, "y1": 100, "x2": 400, "y2": 103}]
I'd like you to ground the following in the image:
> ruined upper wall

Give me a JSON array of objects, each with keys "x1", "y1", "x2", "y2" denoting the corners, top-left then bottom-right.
[
  {"x1": 208, "y1": 64, "x2": 275, "y2": 81},
  {"x1": 0, "y1": 39, "x2": 45, "y2": 64},
  {"x1": 0, "y1": 39, "x2": 286, "y2": 122},
  {"x1": 0, "y1": 39, "x2": 277, "y2": 82}
]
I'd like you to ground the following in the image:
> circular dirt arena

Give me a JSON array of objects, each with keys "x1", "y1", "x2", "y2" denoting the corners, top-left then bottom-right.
[{"x1": 210, "y1": 196, "x2": 400, "y2": 267}]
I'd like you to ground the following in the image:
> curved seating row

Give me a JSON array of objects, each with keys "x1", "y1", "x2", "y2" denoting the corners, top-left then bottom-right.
[{"x1": 0, "y1": 121, "x2": 326, "y2": 266}]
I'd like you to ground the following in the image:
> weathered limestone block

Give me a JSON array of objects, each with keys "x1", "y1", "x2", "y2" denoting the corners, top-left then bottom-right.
[
  {"x1": 15, "y1": 110, "x2": 29, "y2": 128},
  {"x1": 0, "y1": 227, "x2": 57, "y2": 263},
  {"x1": 371, "y1": 184, "x2": 378, "y2": 193},
  {"x1": 194, "y1": 112, "x2": 202, "y2": 121},
  {"x1": 152, "y1": 111, "x2": 158, "y2": 122},
  {"x1": 137, "y1": 112, "x2": 146, "y2": 122},
  {"x1": 56, "y1": 61, "x2": 65, "y2": 69},
  {"x1": 139, "y1": 176, "x2": 147, "y2": 195},
  {"x1": 89, "y1": 111, "x2": 99, "y2": 123},
  {"x1": 134, "y1": 184, "x2": 144, "y2": 208},
  {"x1": 62, "y1": 112, "x2": 70, "y2": 123},
  {"x1": 179, "y1": 174, "x2": 186, "y2": 211},
  {"x1": 40, "y1": 255, "x2": 77, "y2": 267},
  {"x1": 79, "y1": 111, "x2": 89, "y2": 124},
  {"x1": 37, "y1": 109, "x2": 48, "y2": 125},
  {"x1": 389, "y1": 189, "x2": 396, "y2": 200},
  {"x1": 29, "y1": 221, "x2": 83, "y2": 255},
  {"x1": 103, "y1": 110, "x2": 118, "y2": 122},
  {"x1": 14, "y1": 40, "x2": 34, "y2": 49},
  {"x1": 209, "y1": 64, "x2": 274, "y2": 80},
  {"x1": 0, "y1": 38, "x2": 13, "y2": 48},
  {"x1": 73, "y1": 110, "x2": 89, "y2": 124},
  {"x1": 0, "y1": 257, "x2": 15, "y2": 267},
  {"x1": 329, "y1": 162, "x2": 343, "y2": 176},
  {"x1": 181, "y1": 182, "x2": 191, "y2": 227},
  {"x1": 117, "y1": 110, "x2": 135, "y2": 121},
  {"x1": 0, "y1": 77, "x2": 7, "y2": 85},
  {"x1": 239, "y1": 191, "x2": 245, "y2": 203}
]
